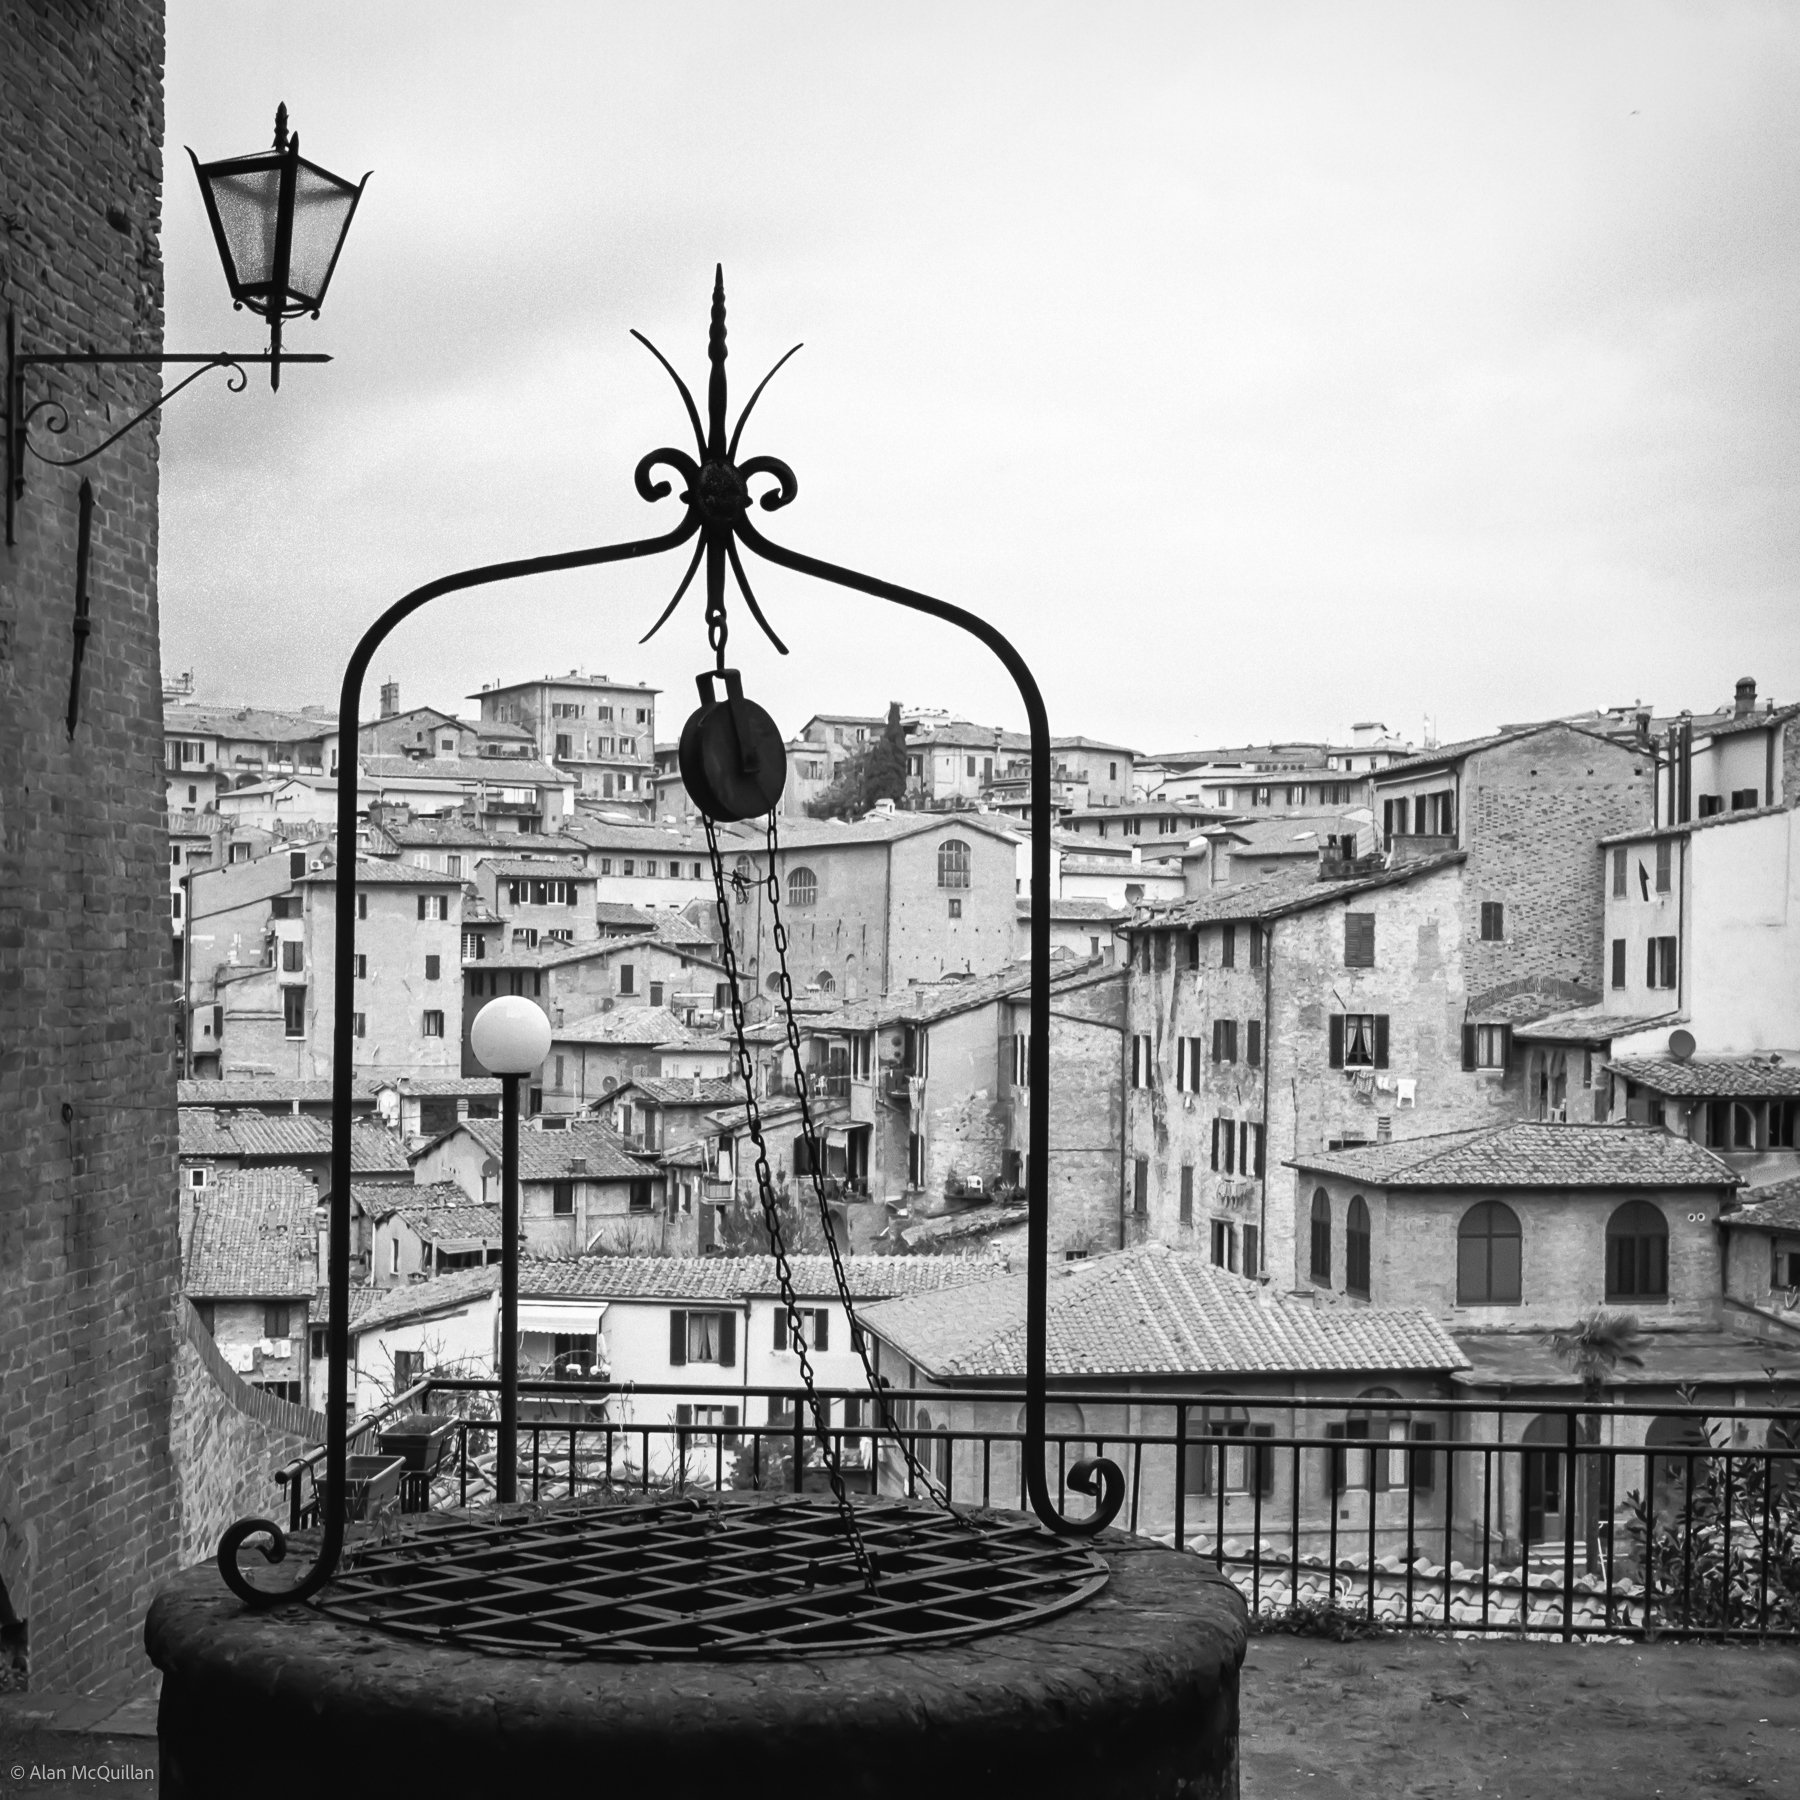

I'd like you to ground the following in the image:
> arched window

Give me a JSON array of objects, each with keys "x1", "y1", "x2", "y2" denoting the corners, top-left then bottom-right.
[
  {"x1": 1346, "y1": 1196, "x2": 1371, "y2": 1295},
  {"x1": 1183, "y1": 1404, "x2": 1275, "y2": 1497},
  {"x1": 1606, "y1": 1201, "x2": 1668, "y2": 1300},
  {"x1": 1310, "y1": 1189, "x2": 1332, "y2": 1283},
  {"x1": 815, "y1": 970, "x2": 835, "y2": 994},
  {"x1": 1457, "y1": 1201, "x2": 1522, "y2": 1304},
  {"x1": 937, "y1": 839, "x2": 971, "y2": 889},
  {"x1": 787, "y1": 866, "x2": 818, "y2": 908},
  {"x1": 764, "y1": 972, "x2": 783, "y2": 991},
  {"x1": 1328, "y1": 1387, "x2": 1435, "y2": 1496}
]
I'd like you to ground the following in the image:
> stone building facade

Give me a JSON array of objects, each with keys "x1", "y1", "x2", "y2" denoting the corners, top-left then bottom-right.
[{"x1": 0, "y1": 0, "x2": 181, "y2": 1688}]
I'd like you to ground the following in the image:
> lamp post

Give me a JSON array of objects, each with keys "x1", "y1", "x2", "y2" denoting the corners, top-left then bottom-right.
[
  {"x1": 5, "y1": 102, "x2": 366, "y2": 544},
  {"x1": 470, "y1": 996, "x2": 553, "y2": 1503}
]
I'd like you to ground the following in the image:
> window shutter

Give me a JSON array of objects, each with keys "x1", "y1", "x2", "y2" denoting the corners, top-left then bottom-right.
[
  {"x1": 1238, "y1": 1120, "x2": 1248, "y2": 1173},
  {"x1": 1329, "y1": 1015, "x2": 1345, "y2": 1069},
  {"x1": 1175, "y1": 1037, "x2": 1186, "y2": 1091},
  {"x1": 1253, "y1": 1123, "x2": 1266, "y2": 1177},
  {"x1": 1461, "y1": 1023, "x2": 1477, "y2": 1071},
  {"x1": 1253, "y1": 1423, "x2": 1275, "y2": 1496},
  {"x1": 774, "y1": 1310, "x2": 788, "y2": 1352},
  {"x1": 1222, "y1": 924, "x2": 1235, "y2": 968},
  {"x1": 1210, "y1": 1117, "x2": 1220, "y2": 1171},
  {"x1": 1498, "y1": 1024, "x2": 1512, "y2": 1074},
  {"x1": 813, "y1": 1309, "x2": 829, "y2": 1352},
  {"x1": 1247, "y1": 1021, "x2": 1261, "y2": 1068},
  {"x1": 1190, "y1": 1038, "x2": 1203, "y2": 1088},
  {"x1": 417, "y1": 894, "x2": 427, "y2": 920},
  {"x1": 1373, "y1": 1015, "x2": 1390, "y2": 1069},
  {"x1": 669, "y1": 1310, "x2": 687, "y2": 1366},
  {"x1": 718, "y1": 1311, "x2": 737, "y2": 1368},
  {"x1": 1211, "y1": 1021, "x2": 1223, "y2": 1063}
]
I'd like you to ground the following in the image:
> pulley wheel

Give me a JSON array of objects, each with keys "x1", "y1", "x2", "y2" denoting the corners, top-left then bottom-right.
[{"x1": 680, "y1": 668, "x2": 787, "y2": 822}]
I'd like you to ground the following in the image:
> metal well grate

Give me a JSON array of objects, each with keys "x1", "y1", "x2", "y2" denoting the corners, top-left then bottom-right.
[{"x1": 311, "y1": 1494, "x2": 1108, "y2": 1659}]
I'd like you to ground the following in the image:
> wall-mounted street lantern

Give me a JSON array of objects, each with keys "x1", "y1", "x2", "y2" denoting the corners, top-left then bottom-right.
[
  {"x1": 469, "y1": 995, "x2": 553, "y2": 1505},
  {"x1": 3, "y1": 102, "x2": 367, "y2": 545},
  {"x1": 190, "y1": 103, "x2": 368, "y2": 392}
]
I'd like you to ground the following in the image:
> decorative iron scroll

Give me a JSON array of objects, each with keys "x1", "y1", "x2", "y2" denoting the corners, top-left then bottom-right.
[{"x1": 218, "y1": 268, "x2": 1124, "y2": 1610}]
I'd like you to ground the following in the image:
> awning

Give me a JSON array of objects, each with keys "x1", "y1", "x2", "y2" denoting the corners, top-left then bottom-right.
[{"x1": 516, "y1": 1301, "x2": 608, "y2": 1336}]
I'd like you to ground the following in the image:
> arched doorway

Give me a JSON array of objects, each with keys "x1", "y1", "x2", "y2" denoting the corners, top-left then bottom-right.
[{"x1": 1521, "y1": 1414, "x2": 1567, "y2": 1552}]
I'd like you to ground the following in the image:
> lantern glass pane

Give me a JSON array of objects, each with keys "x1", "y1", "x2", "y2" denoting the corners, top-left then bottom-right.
[
  {"x1": 286, "y1": 164, "x2": 360, "y2": 306},
  {"x1": 206, "y1": 164, "x2": 284, "y2": 293}
]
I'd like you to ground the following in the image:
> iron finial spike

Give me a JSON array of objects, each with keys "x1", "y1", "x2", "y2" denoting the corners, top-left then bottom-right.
[
  {"x1": 274, "y1": 102, "x2": 289, "y2": 151},
  {"x1": 707, "y1": 265, "x2": 727, "y2": 456}
]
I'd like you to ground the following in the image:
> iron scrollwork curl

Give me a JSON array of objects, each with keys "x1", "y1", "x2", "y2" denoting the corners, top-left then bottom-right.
[
  {"x1": 215, "y1": 267, "x2": 1119, "y2": 1609},
  {"x1": 24, "y1": 356, "x2": 249, "y2": 469}
]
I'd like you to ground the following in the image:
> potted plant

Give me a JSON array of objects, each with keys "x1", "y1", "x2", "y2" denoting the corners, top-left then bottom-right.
[
  {"x1": 320, "y1": 1453, "x2": 407, "y2": 1523},
  {"x1": 378, "y1": 1412, "x2": 457, "y2": 1474}
]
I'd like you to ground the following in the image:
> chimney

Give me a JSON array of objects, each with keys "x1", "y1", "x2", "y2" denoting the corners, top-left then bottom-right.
[{"x1": 1734, "y1": 676, "x2": 1757, "y2": 718}]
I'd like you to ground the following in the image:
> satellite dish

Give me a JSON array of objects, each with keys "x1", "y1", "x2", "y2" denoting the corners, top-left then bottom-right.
[{"x1": 1669, "y1": 1029, "x2": 1696, "y2": 1063}]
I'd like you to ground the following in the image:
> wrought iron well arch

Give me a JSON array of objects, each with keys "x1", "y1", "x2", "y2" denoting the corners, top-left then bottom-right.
[{"x1": 218, "y1": 268, "x2": 1126, "y2": 1614}]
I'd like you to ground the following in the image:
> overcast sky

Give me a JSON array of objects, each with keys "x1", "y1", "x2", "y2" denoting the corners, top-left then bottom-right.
[{"x1": 159, "y1": 2, "x2": 1800, "y2": 754}]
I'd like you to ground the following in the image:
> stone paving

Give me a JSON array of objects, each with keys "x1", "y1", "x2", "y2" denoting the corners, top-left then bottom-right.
[
  {"x1": 1242, "y1": 1634, "x2": 1800, "y2": 1797},
  {"x1": 0, "y1": 1691, "x2": 158, "y2": 1798}
]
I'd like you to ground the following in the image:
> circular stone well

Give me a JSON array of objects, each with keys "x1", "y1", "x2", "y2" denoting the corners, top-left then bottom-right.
[{"x1": 147, "y1": 1499, "x2": 1247, "y2": 1800}]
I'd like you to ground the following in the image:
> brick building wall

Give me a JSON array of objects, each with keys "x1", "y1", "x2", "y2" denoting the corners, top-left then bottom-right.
[
  {"x1": 0, "y1": 1, "x2": 181, "y2": 1690},
  {"x1": 172, "y1": 1300, "x2": 324, "y2": 1570},
  {"x1": 1458, "y1": 729, "x2": 1651, "y2": 1003}
]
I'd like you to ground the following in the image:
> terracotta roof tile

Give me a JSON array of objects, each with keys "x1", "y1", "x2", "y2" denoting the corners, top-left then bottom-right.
[
  {"x1": 858, "y1": 1243, "x2": 1467, "y2": 1379},
  {"x1": 1608, "y1": 1056, "x2": 1800, "y2": 1098},
  {"x1": 1725, "y1": 1177, "x2": 1800, "y2": 1234},
  {"x1": 1288, "y1": 1121, "x2": 1741, "y2": 1188},
  {"x1": 185, "y1": 1170, "x2": 319, "y2": 1300},
  {"x1": 456, "y1": 1118, "x2": 655, "y2": 1182}
]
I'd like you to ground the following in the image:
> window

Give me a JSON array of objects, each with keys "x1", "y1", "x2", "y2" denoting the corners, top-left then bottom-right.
[
  {"x1": 1462, "y1": 1022, "x2": 1512, "y2": 1071},
  {"x1": 1211, "y1": 1019, "x2": 1237, "y2": 1064},
  {"x1": 1210, "y1": 1219, "x2": 1235, "y2": 1269},
  {"x1": 668, "y1": 1309, "x2": 737, "y2": 1367},
  {"x1": 1221, "y1": 924, "x2": 1236, "y2": 968},
  {"x1": 1310, "y1": 1189, "x2": 1332, "y2": 1282},
  {"x1": 1606, "y1": 1201, "x2": 1668, "y2": 1300},
  {"x1": 774, "y1": 1307, "x2": 831, "y2": 1352},
  {"x1": 288, "y1": 850, "x2": 306, "y2": 880},
  {"x1": 1175, "y1": 1036, "x2": 1202, "y2": 1093},
  {"x1": 1184, "y1": 930, "x2": 1200, "y2": 969},
  {"x1": 1211, "y1": 1115, "x2": 1236, "y2": 1174},
  {"x1": 1246, "y1": 1020, "x2": 1262, "y2": 1068},
  {"x1": 417, "y1": 894, "x2": 449, "y2": 921},
  {"x1": 787, "y1": 866, "x2": 818, "y2": 907},
  {"x1": 1184, "y1": 1407, "x2": 1274, "y2": 1496},
  {"x1": 1179, "y1": 1165, "x2": 1194, "y2": 1224},
  {"x1": 353, "y1": 953, "x2": 368, "y2": 979},
  {"x1": 619, "y1": 962, "x2": 635, "y2": 996},
  {"x1": 264, "y1": 1303, "x2": 291, "y2": 1338},
  {"x1": 356, "y1": 892, "x2": 367, "y2": 920},
  {"x1": 1457, "y1": 1201, "x2": 1522, "y2": 1304},
  {"x1": 187, "y1": 1166, "x2": 209, "y2": 1189},
  {"x1": 1647, "y1": 936, "x2": 1678, "y2": 989},
  {"x1": 552, "y1": 1180, "x2": 574, "y2": 1216},
  {"x1": 1479, "y1": 902, "x2": 1504, "y2": 941},
  {"x1": 1132, "y1": 1156, "x2": 1148, "y2": 1215},
  {"x1": 171, "y1": 891, "x2": 183, "y2": 921},
  {"x1": 1249, "y1": 924, "x2": 1266, "y2": 969},
  {"x1": 1346, "y1": 1196, "x2": 1371, "y2": 1295},
  {"x1": 937, "y1": 839, "x2": 971, "y2": 889},
  {"x1": 229, "y1": 841, "x2": 252, "y2": 865},
  {"x1": 424, "y1": 954, "x2": 440, "y2": 981},
  {"x1": 965, "y1": 756, "x2": 976, "y2": 778},
  {"x1": 1612, "y1": 846, "x2": 1627, "y2": 898},
  {"x1": 1611, "y1": 938, "x2": 1626, "y2": 989},
  {"x1": 422, "y1": 1010, "x2": 445, "y2": 1037},
  {"x1": 1329, "y1": 1012, "x2": 1387, "y2": 1069},
  {"x1": 352, "y1": 1012, "x2": 366, "y2": 1038},
  {"x1": 1732, "y1": 787, "x2": 1760, "y2": 811},
  {"x1": 283, "y1": 986, "x2": 306, "y2": 1038},
  {"x1": 1244, "y1": 1225, "x2": 1260, "y2": 1275},
  {"x1": 1328, "y1": 1394, "x2": 1436, "y2": 1495},
  {"x1": 1153, "y1": 933, "x2": 1170, "y2": 972},
  {"x1": 1130, "y1": 1034, "x2": 1152, "y2": 1088},
  {"x1": 1344, "y1": 912, "x2": 1375, "y2": 967},
  {"x1": 948, "y1": 897, "x2": 962, "y2": 919},
  {"x1": 622, "y1": 860, "x2": 635, "y2": 877},
  {"x1": 1655, "y1": 839, "x2": 1672, "y2": 892},
  {"x1": 279, "y1": 939, "x2": 303, "y2": 973},
  {"x1": 1698, "y1": 793, "x2": 1723, "y2": 817}
]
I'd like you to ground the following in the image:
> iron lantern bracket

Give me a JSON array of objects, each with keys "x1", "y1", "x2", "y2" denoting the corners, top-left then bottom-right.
[{"x1": 3, "y1": 309, "x2": 331, "y2": 546}]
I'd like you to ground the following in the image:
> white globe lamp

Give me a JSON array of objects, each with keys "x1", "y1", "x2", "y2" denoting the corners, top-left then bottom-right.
[{"x1": 471, "y1": 996, "x2": 551, "y2": 1076}]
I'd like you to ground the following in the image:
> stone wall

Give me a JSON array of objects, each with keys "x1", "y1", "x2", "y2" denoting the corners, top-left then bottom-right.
[
  {"x1": 0, "y1": 0, "x2": 179, "y2": 1691},
  {"x1": 172, "y1": 1299, "x2": 325, "y2": 1569}
]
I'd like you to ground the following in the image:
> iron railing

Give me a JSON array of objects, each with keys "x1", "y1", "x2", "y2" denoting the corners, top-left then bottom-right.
[{"x1": 274, "y1": 1381, "x2": 1800, "y2": 1643}]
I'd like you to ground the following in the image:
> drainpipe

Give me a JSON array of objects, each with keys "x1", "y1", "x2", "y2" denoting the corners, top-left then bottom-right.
[{"x1": 1260, "y1": 924, "x2": 1273, "y2": 1277}]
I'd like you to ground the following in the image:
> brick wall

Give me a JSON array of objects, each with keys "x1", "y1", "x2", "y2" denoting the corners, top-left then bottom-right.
[
  {"x1": 1461, "y1": 728, "x2": 1651, "y2": 1002},
  {"x1": 0, "y1": 1, "x2": 180, "y2": 1690},
  {"x1": 172, "y1": 1299, "x2": 324, "y2": 1569}
]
